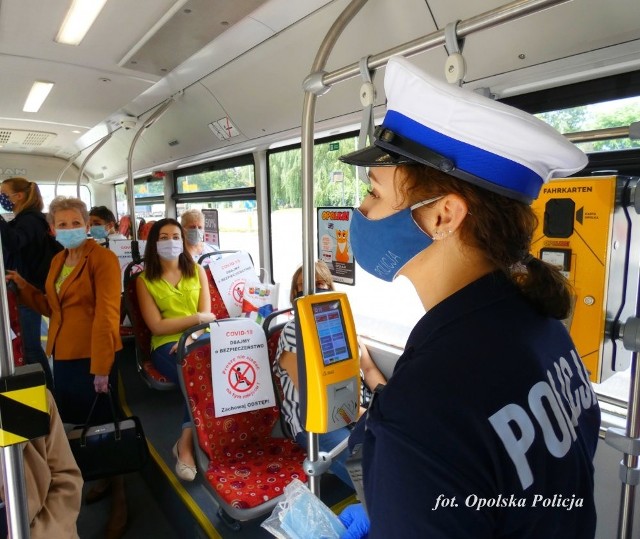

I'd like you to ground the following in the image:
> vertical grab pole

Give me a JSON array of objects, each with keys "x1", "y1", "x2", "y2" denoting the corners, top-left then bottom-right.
[
  {"x1": 0, "y1": 245, "x2": 30, "y2": 539},
  {"x1": 619, "y1": 350, "x2": 640, "y2": 539},
  {"x1": 76, "y1": 134, "x2": 113, "y2": 198},
  {"x1": 54, "y1": 151, "x2": 82, "y2": 196},
  {"x1": 125, "y1": 98, "x2": 174, "y2": 262},
  {"x1": 607, "y1": 180, "x2": 640, "y2": 538},
  {"x1": 301, "y1": 0, "x2": 369, "y2": 497}
]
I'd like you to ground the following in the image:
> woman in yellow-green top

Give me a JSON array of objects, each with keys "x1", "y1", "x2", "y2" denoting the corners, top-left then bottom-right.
[{"x1": 137, "y1": 218, "x2": 216, "y2": 482}]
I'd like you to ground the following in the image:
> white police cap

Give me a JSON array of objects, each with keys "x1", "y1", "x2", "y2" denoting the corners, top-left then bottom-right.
[{"x1": 340, "y1": 56, "x2": 587, "y2": 203}]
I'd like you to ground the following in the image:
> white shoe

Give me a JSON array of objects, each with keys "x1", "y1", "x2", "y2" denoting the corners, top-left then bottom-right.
[{"x1": 172, "y1": 442, "x2": 197, "y2": 481}]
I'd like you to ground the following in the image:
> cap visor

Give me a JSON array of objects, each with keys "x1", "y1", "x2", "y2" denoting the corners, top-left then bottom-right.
[{"x1": 339, "y1": 144, "x2": 414, "y2": 167}]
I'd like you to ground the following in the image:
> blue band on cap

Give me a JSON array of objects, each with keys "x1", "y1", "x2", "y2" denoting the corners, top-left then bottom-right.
[{"x1": 383, "y1": 110, "x2": 542, "y2": 200}]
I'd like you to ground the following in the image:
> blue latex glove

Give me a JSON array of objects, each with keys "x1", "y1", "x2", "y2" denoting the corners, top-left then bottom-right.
[{"x1": 338, "y1": 503, "x2": 370, "y2": 539}]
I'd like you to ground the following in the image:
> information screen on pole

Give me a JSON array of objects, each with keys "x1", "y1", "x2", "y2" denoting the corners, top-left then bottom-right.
[{"x1": 295, "y1": 292, "x2": 360, "y2": 433}]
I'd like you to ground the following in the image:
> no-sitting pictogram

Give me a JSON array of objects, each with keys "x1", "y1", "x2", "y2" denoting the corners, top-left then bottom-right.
[
  {"x1": 232, "y1": 282, "x2": 244, "y2": 303},
  {"x1": 228, "y1": 361, "x2": 256, "y2": 393}
]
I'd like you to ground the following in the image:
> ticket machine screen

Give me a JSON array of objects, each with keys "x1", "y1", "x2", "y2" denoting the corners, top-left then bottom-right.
[{"x1": 312, "y1": 300, "x2": 351, "y2": 366}]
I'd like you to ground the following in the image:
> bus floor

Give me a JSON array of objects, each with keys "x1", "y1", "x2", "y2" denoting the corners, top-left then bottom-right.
[{"x1": 76, "y1": 340, "x2": 356, "y2": 538}]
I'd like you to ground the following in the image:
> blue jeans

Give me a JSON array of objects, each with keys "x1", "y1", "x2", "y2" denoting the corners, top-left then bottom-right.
[
  {"x1": 295, "y1": 428, "x2": 353, "y2": 488},
  {"x1": 18, "y1": 305, "x2": 54, "y2": 390},
  {"x1": 152, "y1": 342, "x2": 191, "y2": 428}
]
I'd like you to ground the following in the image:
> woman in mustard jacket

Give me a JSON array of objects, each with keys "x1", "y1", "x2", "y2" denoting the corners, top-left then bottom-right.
[{"x1": 7, "y1": 196, "x2": 127, "y2": 539}]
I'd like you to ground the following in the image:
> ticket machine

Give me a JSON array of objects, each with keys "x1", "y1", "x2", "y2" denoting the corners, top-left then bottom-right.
[
  {"x1": 294, "y1": 292, "x2": 360, "y2": 434},
  {"x1": 531, "y1": 174, "x2": 640, "y2": 383}
]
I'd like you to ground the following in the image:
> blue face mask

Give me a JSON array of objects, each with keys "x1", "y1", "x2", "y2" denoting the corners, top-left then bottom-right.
[
  {"x1": 157, "y1": 239, "x2": 184, "y2": 260},
  {"x1": 55, "y1": 227, "x2": 88, "y2": 249},
  {"x1": 0, "y1": 193, "x2": 15, "y2": 212},
  {"x1": 90, "y1": 225, "x2": 109, "y2": 239},
  {"x1": 349, "y1": 196, "x2": 442, "y2": 282}
]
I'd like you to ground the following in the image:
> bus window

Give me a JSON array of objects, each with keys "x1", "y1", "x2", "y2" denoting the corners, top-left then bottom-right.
[
  {"x1": 35, "y1": 184, "x2": 92, "y2": 214},
  {"x1": 115, "y1": 183, "x2": 126, "y2": 217},
  {"x1": 536, "y1": 96, "x2": 640, "y2": 152},
  {"x1": 177, "y1": 163, "x2": 254, "y2": 193},
  {"x1": 176, "y1": 200, "x2": 259, "y2": 265},
  {"x1": 175, "y1": 156, "x2": 258, "y2": 266},
  {"x1": 115, "y1": 180, "x2": 165, "y2": 222},
  {"x1": 269, "y1": 137, "x2": 366, "y2": 285}
]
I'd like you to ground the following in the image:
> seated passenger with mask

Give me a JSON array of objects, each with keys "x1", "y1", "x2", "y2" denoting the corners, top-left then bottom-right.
[
  {"x1": 89, "y1": 206, "x2": 127, "y2": 245},
  {"x1": 273, "y1": 261, "x2": 385, "y2": 488},
  {"x1": 180, "y1": 209, "x2": 219, "y2": 263}
]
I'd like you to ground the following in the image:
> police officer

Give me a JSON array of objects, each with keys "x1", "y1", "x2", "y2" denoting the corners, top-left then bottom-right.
[{"x1": 337, "y1": 56, "x2": 600, "y2": 539}]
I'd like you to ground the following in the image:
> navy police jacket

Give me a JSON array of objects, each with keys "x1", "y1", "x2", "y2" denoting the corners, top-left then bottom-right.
[{"x1": 359, "y1": 271, "x2": 600, "y2": 538}]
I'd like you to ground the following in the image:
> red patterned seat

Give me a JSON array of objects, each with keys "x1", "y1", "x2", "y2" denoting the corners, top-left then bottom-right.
[
  {"x1": 138, "y1": 220, "x2": 155, "y2": 240},
  {"x1": 203, "y1": 265, "x2": 230, "y2": 320},
  {"x1": 122, "y1": 259, "x2": 176, "y2": 391},
  {"x1": 176, "y1": 321, "x2": 306, "y2": 523},
  {"x1": 7, "y1": 283, "x2": 25, "y2": 367},
  {"x1": 119, "y1": 293, "x2": 135, "y2": 340}
]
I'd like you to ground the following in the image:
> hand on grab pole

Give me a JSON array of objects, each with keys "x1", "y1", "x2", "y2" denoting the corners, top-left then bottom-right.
[
  {"x1": 5, "y1": 270, "x2": 27, "y2": 290},
  {"x1": 339, "y1": 503, "x2": 370, "y2": 539}
]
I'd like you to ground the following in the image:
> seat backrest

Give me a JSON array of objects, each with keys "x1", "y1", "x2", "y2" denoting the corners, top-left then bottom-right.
[
  {"x1": 262, "y1": 308, "x2": 294, "y2": 436},
  {"x1": 118, "y1": 215, "x2": 132, "y2": 239},
  {"x1": 176, "y1": 322, "x2": 306, "y2": 520},
  {"x1": 197, "y1": 249, "x2": 252, "y2": 267},
  {"x1": 138, "y1": 220, "x2": 155, "y2": 240},
  {"x1": 6, "y1": 283, "x2": 25, "y2": 367},
  {"x1": 122, "y1": 259, "x2": 175, "y2": 391}
]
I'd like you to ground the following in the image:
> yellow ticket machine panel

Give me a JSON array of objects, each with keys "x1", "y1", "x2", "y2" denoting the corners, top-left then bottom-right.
[
  {"x1": 295, "y1": 292, "x2": 360, "y2": 433},
  {"x1": 531, "y1": 175, "x2": 632, "y2": 383}
]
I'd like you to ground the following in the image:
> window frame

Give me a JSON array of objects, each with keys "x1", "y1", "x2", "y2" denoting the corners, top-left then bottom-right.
[{"x1": 174, "y1": 153, "x2": 256, "y2": 196}]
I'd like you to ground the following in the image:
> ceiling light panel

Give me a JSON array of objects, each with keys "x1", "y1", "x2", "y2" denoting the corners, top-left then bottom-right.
[
  {"x1": 55, "y1": 0, "x2": 108, "y2": 46},
  {"x1": 23, "y1": 81, "x2": 54, "y2": 113}
]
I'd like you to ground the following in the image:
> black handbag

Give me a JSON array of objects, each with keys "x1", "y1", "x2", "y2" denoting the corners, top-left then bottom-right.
[{"x1": 67, "y1": 389, "x2": 149, "y2": 481}]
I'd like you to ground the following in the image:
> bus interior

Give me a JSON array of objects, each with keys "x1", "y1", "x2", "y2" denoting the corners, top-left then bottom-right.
[{"x1": 1, "y1": 0, "x2": 640, "y2": 537}]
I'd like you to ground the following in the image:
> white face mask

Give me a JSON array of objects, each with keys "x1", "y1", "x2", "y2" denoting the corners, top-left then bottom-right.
[
  {"x1": 185, "y1": 228, "x2": 204, "y2": 246},
  {"x1": 157, "y1": 239, "x2": 183, "y2": 260}
]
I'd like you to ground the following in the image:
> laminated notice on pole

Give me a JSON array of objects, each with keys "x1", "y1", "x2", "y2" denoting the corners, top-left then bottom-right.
[
  {"x1": 109, "y1": 239, "x2": 146, "y2": 291},
  {"x1": 208, "y1": 251, "x2": 258, "y2": 317},
  {"x1": 210, "y1": 318, "x2": 275, "y2": 418}
]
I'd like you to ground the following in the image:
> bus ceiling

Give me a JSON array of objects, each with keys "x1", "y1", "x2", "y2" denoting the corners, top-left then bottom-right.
[{"x1": 0, "y1": 0, "x2": 639, "y2": 183}]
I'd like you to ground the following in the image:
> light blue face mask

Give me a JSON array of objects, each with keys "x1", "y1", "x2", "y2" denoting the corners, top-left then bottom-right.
[
  {"x1": 55, "y1": 227, "x2": 88, "y2": 249},
  {"x1": 90, "y1": 225, "x2": 109, "y2": 239},
  {"x1": 349, "y1": 196, "x2": 442, "y2": 282},
  {"x1": 280, "y1": 484, "x2": 346, "y2": 538}
]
